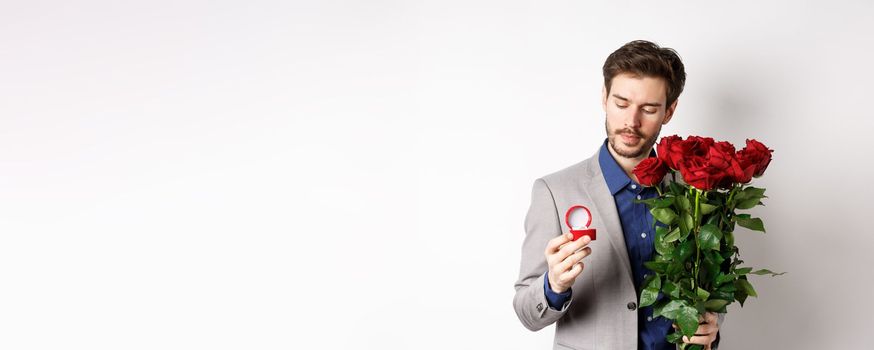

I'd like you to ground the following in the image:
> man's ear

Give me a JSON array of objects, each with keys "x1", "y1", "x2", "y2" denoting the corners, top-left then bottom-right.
[
  {"x1": 601, "y1": 85, "x2": 608, "y2": 113},
  {"x1": 663, "y1": 98, "x2": 678, "y2": 124}
]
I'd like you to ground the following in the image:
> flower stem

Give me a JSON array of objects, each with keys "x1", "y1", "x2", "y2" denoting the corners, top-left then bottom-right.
[
  {"x1": 693, "y1": 188, "x2": 701, "y2": 290},
  {"x1": 727, "y1": 184, "x2": 738, "y2": 207}
]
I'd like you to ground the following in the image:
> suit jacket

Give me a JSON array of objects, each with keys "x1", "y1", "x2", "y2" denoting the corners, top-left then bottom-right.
[{"x1": 512, "y1": 146, "x2": 724, "y2": 350}]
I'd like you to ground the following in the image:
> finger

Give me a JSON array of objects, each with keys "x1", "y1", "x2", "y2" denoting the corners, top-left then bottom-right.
[
  {"x1": 557, "y1": 247, "x2": 592, "y2": 272},
  {"x1": 682, "y1": 335, "x2": 716, "y2": 346},
  {"x1": 556, "y1": 235, "x2": 591, "y2": 261},
  {"x1": 694, "y1": 323, "x2": 717, "y2": 335},
  {"x1": 674, "y1": 325, "x2": 716, "y2": 340},
  {"x1": 545, "y1": 233, "x2": 573, "y2": 254},
  {"x1": 545, "y1": 234, "x2": 574, "y2": 266},
  {"x1": 558, "y1": 261, "x2": 584, "y2": 283}
]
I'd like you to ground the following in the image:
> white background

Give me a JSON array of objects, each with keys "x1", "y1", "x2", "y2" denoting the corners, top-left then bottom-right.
[{"x1": 1, "y1": 1, "x2": 872, "y2": 349}]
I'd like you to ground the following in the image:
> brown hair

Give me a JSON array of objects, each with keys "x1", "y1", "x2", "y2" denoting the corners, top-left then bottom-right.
[{"x1": 603, "y1": 40, "x2": 686, "y2": 107}]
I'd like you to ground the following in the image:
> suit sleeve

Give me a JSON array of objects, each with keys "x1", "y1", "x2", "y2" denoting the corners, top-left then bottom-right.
[{"x1": 513, "y1": 178, "x2": 572, "y2": 331}]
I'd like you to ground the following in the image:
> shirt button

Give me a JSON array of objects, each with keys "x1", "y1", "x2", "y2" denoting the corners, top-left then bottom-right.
[
  {"x1": 627, "y1": 302, "x2": 637, "y2": 310},
  {"x1": 643, "y1": 273, "x2": 649, "y2": 279},
  {"x1": 647, "y1": 316, "x2": 653, "y2": 322},
  {"x1": 641, "y1": 232, "x2": 647, "y2": 238},
  {"x1": 631, "y1": 184, "x2": 637, "y2": 189}
]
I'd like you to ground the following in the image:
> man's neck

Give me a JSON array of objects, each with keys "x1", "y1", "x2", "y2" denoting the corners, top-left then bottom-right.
[{"x1": 606, "y1": 143, "x2": 652, "y2": 183}]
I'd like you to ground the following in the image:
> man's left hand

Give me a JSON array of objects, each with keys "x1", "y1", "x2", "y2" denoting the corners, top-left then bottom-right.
[{"x1": 673, "y1": 311, "x2": 719, "y2": 349}]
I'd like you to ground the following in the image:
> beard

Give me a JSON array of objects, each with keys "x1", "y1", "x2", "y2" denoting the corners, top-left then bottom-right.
[{"x1": 605, "y1": 119, "x2": 661, "y2": 159}]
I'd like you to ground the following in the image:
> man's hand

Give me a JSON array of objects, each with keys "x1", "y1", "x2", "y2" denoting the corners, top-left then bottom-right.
[
  {"x1": 544, "y1": 232, "x2": 593, "y2": 294},
  {"x1": 673, "y1": 311, "x2": 720, "y2": 349}
]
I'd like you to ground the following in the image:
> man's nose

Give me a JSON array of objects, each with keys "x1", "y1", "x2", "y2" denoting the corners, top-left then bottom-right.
[{"x1": 624, "y1": 108, "x2": 642, "y2": 129}]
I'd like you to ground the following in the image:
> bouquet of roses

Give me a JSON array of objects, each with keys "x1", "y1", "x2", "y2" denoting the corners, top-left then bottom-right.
[{"x1": 632, "y1": 135, "x2": 784, "y2": 350}]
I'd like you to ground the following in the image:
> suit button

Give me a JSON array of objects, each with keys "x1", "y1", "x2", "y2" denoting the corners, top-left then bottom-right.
[
  {"x1": 627, "y1": 302, "x2": 637, "y2": 311},
  {"x1": 537, "y1": 303, "x2": 544, "y2": 312}
]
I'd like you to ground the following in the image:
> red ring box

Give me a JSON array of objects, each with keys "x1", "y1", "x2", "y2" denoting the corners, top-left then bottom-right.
[{"x1": 566, "y1": 205, "x2": 596, "y2": 241}]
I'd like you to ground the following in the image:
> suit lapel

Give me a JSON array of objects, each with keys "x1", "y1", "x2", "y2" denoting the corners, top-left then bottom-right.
[{"x1": 581, "y1": 148, "x2": 633, "y2": 280}]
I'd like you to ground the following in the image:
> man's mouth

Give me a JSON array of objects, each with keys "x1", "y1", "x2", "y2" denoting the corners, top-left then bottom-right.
[{"x1": 619, "y1": 132, "x2": 641, "y2": 143}]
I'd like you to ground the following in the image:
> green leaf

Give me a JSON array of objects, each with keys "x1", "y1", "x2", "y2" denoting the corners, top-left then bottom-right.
[
  {"x1": 652, "y1": 208, "x2": 678, "y2": 225},
  {"x1": 703, "y1": 262, "x2": 719, "y2": 283},
  {"x1": 653, "y1": 197, "x2": 674, "y2": 208},
  {"x1": 735, "y1": 267, "x2": 752, "y2": 275},
  {"x1": 644, "y1": 261, "x2": 669, "y2": 274},
  {"x1": 676, "y1": 305, "x2": 700, "y2": 338},
  {"x1": 659, "y1": 300, "x2": 687, "y2": 319},
  {"x1": 645, "y1": 197, "x2": 675, "y2": 208},
  {"x1": 674, "y1": 240, "x2": 694, "y2": 261},
  {"x1": 666, "y1": 332, "x2": 683, "y2": 343},
  {"x1": 694, "y1": 300, "x2": 706, "y2": 315},
  {"x1": 677, "y1": 196, "x2": 691, "y2": 213},
  {"x1": 696, "y1": 287, "x2": 710, "y2": 301},
  {"x1": 743, "y1": 186, "x2": 766, "y2": 198},
  {"x1": 735, "y1": 215, "x2": 766, "y2": 232},
  {"x1": 698, "y1": 224, "x2": 722, "y2": 251},
  {"x1": 669, "y1": 181, "x2": 686, "y2": 195},
  {"x1": 733, "y1": 186, "x2": 759, "y2": 202},
  {"x1": 654, "y1": 226, "x2": 675, "y2": 255},
  {"x1": 678, "y1": 216, "x2": 690, "y2": 239},
  {"x1": 706, "y1": 249, "x2": 725, "y2": 265},
  {"x1": 667, "y1": 261, "x2": 684, "y2": 275},
  {"x1": 750, "y1": 269, "x2": 786, "y2": 276},
  {"x1": 640, "y1": 274, "x2": 661, "y2": 307},
  {"x1": 704, "y1": 299, "x2": 730, "y2": 311},
  {"x1": 700, "y1": 202, "x2": 718, "y2": 215},
  {"x1": 716, "y1": 273, "x2": 737, "y2": 285},
  {"x1": 736, "y1": 288, "x2": 749, "y2": 306},
  {"x1": 736, "y1": 278, "x2": 758, "y2": 297},
  {"x1": 736, "y1": 197, "x2": 762, "y2": 209},
  {"x1": 712, "y1": 290, "x2": 734, "y2": 302},
  {"x1": 683, "y1": 213, "x2": 695, "y2": 235},
  {"x1": 717, "y1": 282, "x2": 737, "y2": 293},
  {"x1": 662, "y1": 280, "x2": 681, "y2": 298},
  {"x1": 664, "y1": 227, "x2": 681, "y2": 243},
  {"x1": 705, "y1": 214, "x2": 720, "y2": 226}
]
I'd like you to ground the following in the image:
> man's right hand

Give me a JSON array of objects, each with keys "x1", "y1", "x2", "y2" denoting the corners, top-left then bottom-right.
[{"x1": 545, "y1": 232, "x2": 593, "y2": 294}]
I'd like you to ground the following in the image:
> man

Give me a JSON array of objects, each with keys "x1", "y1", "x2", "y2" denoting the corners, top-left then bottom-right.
[{"x1": 512, "y1": 40, "x2": 723, "y2": 350}]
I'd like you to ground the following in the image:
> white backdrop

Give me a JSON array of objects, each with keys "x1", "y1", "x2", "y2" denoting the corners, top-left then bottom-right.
[{"x1": 1, "y1": 1, "x2": 872, "y2": 349}]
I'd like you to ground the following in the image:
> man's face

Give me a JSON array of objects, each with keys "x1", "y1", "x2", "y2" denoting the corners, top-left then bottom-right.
[{"x1": 602, "y1": 72, "x2": 677, "y2": 159}]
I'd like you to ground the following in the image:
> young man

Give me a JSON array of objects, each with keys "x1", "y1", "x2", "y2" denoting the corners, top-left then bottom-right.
[{"x1": 513, "y1": 40, "x2": 723, "y2": 350}]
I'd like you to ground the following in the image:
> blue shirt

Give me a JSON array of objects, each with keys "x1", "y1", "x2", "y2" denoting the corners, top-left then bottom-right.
[{"x1": 544, "y1": 139, "x2": 673, "y2": 350}]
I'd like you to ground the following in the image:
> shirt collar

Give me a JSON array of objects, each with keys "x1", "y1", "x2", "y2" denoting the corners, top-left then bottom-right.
[{"x1": 598, "y1": 138, "x2": 657, "y2": 196}]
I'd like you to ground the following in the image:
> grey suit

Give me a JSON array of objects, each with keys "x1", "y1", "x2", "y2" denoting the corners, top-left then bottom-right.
[{"x1": 512, "y1": 147, "x2": 724, "y2": 350}]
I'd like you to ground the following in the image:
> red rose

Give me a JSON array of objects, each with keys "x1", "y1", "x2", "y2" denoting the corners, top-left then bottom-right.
[
  {"x1": 678, "y1": 155, "x2": 726, "y2": 191},
  {"x1": 707, "y1": 141, "x2": 736, "y2": 170},
  {"x1": 656, "y1": 135, "x2": 684, "y2": 170},
  {"x1": 737, "y1": 139, "x2": 773, "y2": 177},
  {"x1": 633, "y1": 157, "x2": 668, "y2": 187},
  {"x1": 681, "y1": 136, "x2": 715, "y2": 158},
  {"x1": 727, "y1": 151, "x2": 756, "y2": 185},
  {"x1": 703, "y1": 141, "x2": 752, "y2": 187}
]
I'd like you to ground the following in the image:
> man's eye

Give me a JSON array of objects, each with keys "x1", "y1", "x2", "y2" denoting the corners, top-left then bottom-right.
[
  {"x1": 643, "y1": 109, "x2": 656, "y2": 114},
  {"x1": 616, "y1": 104, "x2": 628, "y2": 109}
]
